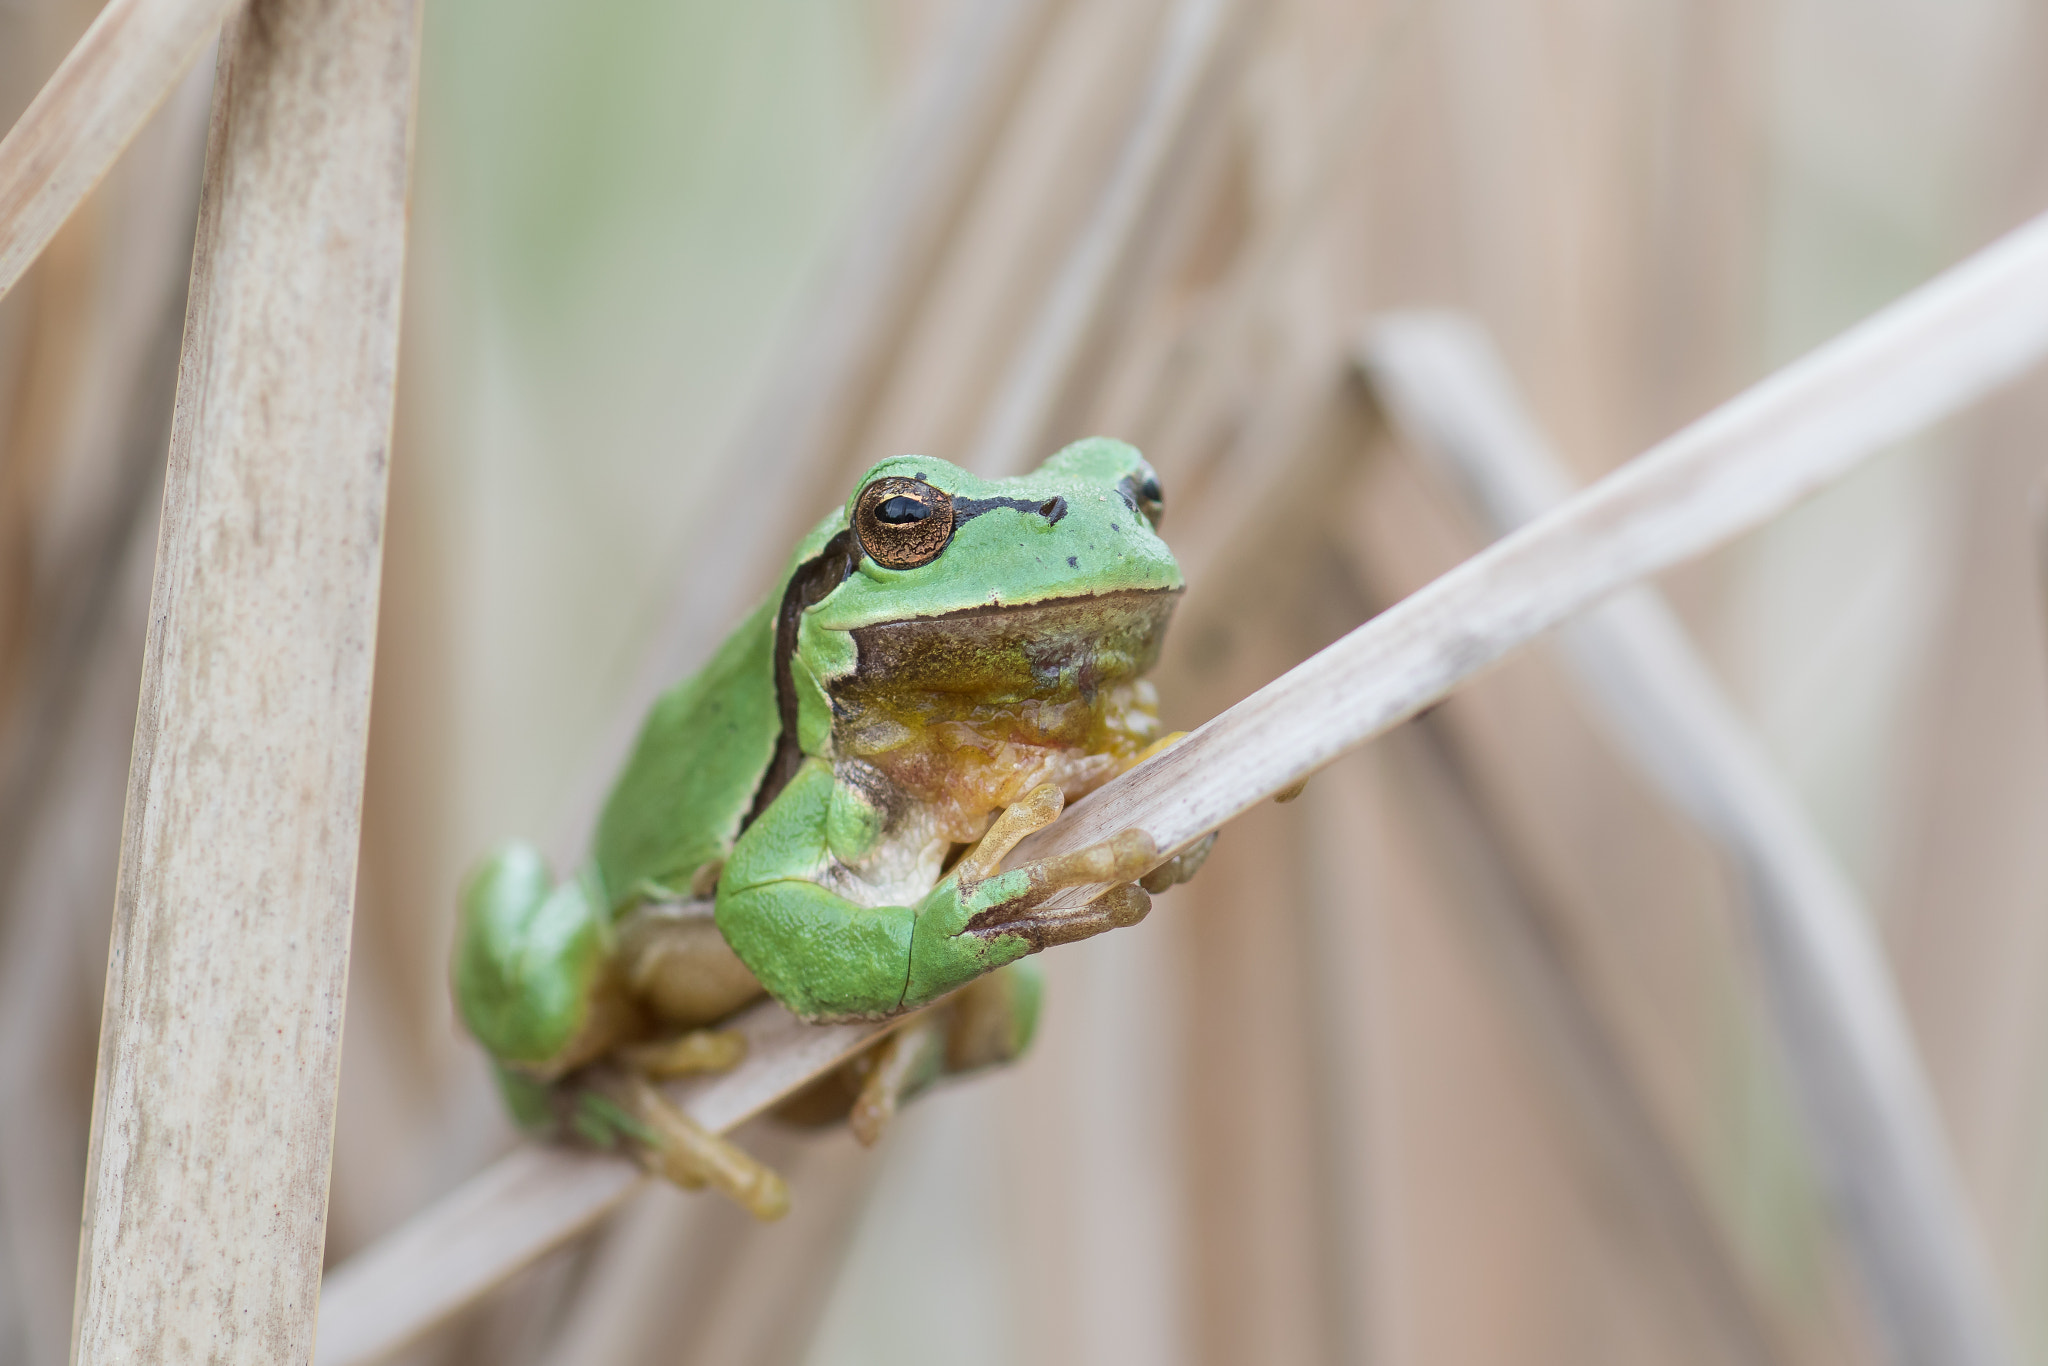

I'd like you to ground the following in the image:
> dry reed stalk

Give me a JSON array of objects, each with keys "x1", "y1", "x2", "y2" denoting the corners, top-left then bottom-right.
[
  {"x1": 1359, "y1": 312, "x2": 2015, "y2": 1366},
  {"x1": 1885, "y1": 325, "x2": 2048, "y2": 1304},
  {"x1": 0, "y1": 64, "x2": 209, "y2": 1366},
  {"x1": 316, "y1": 203, "x2": 2048, "y2": 1360},
  {"x1": 69, "y1": 0, "x2": 420, "y2": 1359},
  {"x1": 0, "y1": 0, "x2": 238, "y2": 302}
]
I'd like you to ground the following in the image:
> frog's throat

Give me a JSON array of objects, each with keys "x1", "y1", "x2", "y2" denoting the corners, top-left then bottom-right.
[
  {"x1": 747, "y1": 497, "x2": 1093, "y2": 830},
  {"x1": 826, "y1": 588, "x2": 1180, "y2": 834},
  {"x1": 835, "y1": 589, "x2": 1179, "y2": 702}
]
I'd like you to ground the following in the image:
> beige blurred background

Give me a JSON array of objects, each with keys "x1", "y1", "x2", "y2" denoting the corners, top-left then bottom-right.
[{"x1": 4, "y1": 0, "x2": 2048, "y2": 1362}]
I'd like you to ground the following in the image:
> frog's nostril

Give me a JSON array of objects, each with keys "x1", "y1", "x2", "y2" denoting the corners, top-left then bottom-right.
[{"x1": 1039, "y1": 496, "x2": 1068, "y2": 525}]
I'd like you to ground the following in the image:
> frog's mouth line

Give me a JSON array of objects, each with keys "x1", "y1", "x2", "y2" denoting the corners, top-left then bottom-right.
[{"x1": 869, "y1": 584, "x2": 1181, "y2": 625}]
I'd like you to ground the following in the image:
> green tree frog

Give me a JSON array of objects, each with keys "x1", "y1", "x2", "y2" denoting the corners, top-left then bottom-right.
[{"x1": 453, "y1": 438, "x2": 1207, "y2": 1218}]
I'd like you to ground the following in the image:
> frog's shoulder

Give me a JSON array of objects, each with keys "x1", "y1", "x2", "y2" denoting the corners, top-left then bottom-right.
[{"x1": 591, "y1": 512, "x2": 848, "y2": 909}]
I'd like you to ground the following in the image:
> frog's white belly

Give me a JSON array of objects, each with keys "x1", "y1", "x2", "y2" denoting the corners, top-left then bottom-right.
[{"x1": 816, "y1": 800, "x2": 953, "y2": 909}]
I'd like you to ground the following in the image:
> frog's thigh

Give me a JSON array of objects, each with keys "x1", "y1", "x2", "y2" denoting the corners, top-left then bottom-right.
[{"x1": 615, "y1": 907, "x2": 763, "y2": 1029}]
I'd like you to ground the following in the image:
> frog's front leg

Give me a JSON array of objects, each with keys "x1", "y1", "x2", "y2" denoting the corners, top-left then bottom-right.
[
  {"x1": 716, "y1": 762, "x2": 1163, "y2": 1020},
  {"x1": 925, "y1": 782, "x2": 1160, "y2": 963}
]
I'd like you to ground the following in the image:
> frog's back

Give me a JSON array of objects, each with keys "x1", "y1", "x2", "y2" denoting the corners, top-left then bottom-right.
[{"x1": 592, "y1": 598, "x2": 778, "y2": 908}]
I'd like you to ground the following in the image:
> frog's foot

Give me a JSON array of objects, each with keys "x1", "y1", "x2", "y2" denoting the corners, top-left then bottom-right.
[
  {"x1": 952, "y1": 780, "x2": 1163, "y2": 949},
  {"x1": 605, "y1": 1074, "x2": 790, "y2": 1221},
  {"x1": 847, "y1": 1014, "x2": 947, "y2": 1146},
  {"x1": 455, "y1": 845, "x2": 639, "y2": 1079},
  {"x1": 963, "y1": 834, "x2": 1159, "y2": 951},
  {"x1": 618, "y1": 1027, "x2": 748, "y2": 1079}
]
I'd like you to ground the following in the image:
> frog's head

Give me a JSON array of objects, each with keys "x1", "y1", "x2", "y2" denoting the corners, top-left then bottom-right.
[
  {"x1": 819, "y1": 437, "x2": 1182, "y2": 629},
  {"x1": 779, "y1": 439, "x2": 1185, "y2": 826}
]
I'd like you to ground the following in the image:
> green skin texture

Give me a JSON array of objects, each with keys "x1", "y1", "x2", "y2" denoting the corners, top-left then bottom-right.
[{"x1": 454, "y1": 438, "x2": 1182, "y2": 1074}]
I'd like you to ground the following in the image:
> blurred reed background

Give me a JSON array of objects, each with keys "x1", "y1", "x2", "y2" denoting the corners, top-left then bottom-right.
[{"x1": 5, "y1": 0, "x2": 2048, "y2": 1362}]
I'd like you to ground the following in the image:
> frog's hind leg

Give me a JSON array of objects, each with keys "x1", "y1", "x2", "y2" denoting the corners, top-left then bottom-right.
[
  {"x1": 615, "y1": 900, "x2": 765, "y2": 1028},
  {"x1": 580, "y1": 1072, "x2": 791, "y2": 1221},
  {"x1": 845, "y1": 960, "x2": 1046, "y2": 1146},
  {"x1": 609, "y1": 902, "x2": 762, "y2": 1079},
  {"x1": 847, "y1": 1014, "x2": 947, "y2": 1145},
  {"x1": 454, "y1": 843, "x2": 640, "y2": 1080}
]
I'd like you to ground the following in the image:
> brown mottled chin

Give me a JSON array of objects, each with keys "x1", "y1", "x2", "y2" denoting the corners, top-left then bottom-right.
[
  {"x1": 840, "y1": 588, "x2": 1179, "y2": 702},
  {"x1": 831, "y1": 589, "x2": 1179, "y2": 842}
]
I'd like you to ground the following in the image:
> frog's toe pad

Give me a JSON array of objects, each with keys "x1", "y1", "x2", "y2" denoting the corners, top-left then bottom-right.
[
  {"x1": 962, "y1": 880, "x2": 1151, "y2": 951},
  {"x1": 1012, "y1": 829, "x2": 1158, "y2": 909},
  {"x1": 1139, "y1": 831, "x2": 1217, "y2": 894}
]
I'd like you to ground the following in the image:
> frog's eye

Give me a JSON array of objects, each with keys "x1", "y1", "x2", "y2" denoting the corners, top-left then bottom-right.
[
  {"x1": 1120, "y1": 471, "x2": 1165, "y2": 529},
  {"x1": 855, "y1": 475, "x2": 955, "y2": 569}
]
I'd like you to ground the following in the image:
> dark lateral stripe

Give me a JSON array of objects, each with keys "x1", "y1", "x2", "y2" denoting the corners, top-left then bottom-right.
[
  {"x1": 744, "y1": 489, "x2": 1078, "y2": 828},
  {"x1": 745, "y1": 527, "x2": 859, "y2": 829}
]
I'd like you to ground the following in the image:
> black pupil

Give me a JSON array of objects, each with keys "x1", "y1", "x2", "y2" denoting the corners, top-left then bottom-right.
[
  {"x1": 877, "y1": 495, "x2": 931, "y2": 524},
  {"x1": 1140, "y1": 477, "x2": 1162, "y2": 504}
]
